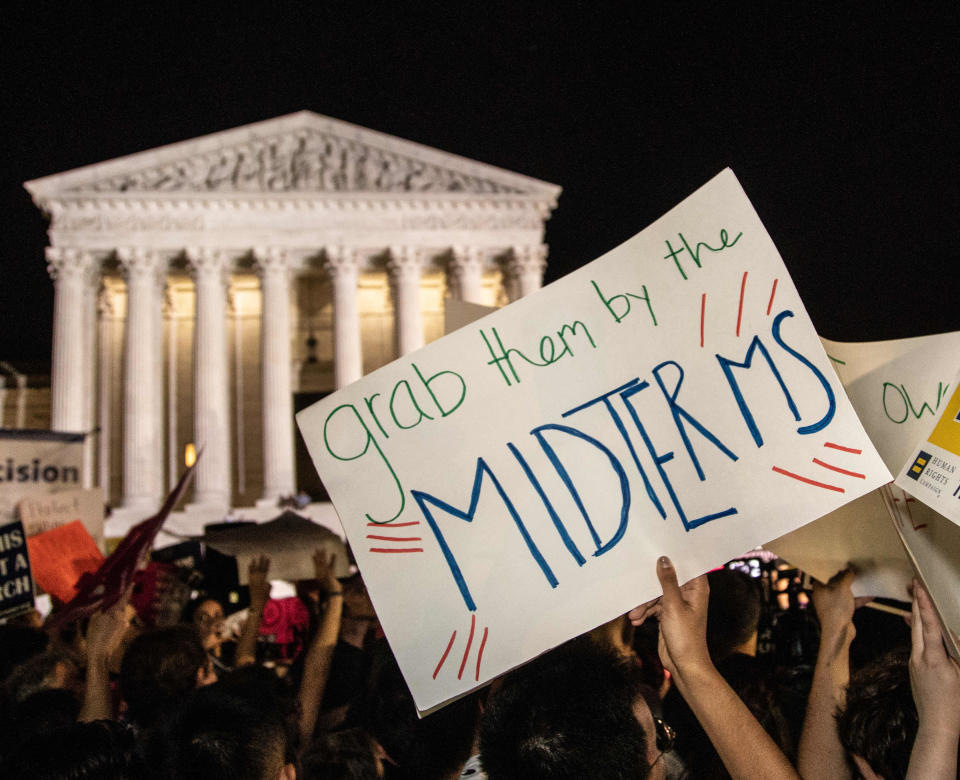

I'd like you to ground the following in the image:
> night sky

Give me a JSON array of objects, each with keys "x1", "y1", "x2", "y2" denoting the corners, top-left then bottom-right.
[{"x1": 2, "y1": 4, "x2": 958, "y2": 363}]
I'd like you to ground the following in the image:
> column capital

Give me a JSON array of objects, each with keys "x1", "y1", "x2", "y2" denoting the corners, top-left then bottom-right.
[
  {"x1": 46, "y1": 247, "x2": 97, "y2": 283},
  {"x1": 387, "y1": 245, "x2": 424, "y2": 283},
  {"x1": 449, "y1": 245, "x2": 484, "y2": 272},
  {"x1": 252, "y1": 246, "x2": 289, "y2": 276},
  {"x1": 508, "y1": 244, "x2": 548, "y2": 275},
  {"x1": 185, "y1": 247, "x2": 231, "y2": 279},
  {"x1": 117, "y1": 247, "x2": 168, "y2": 287},
  {"x1": 322, "y1": 246, "x2": 360, "y2": 279}
]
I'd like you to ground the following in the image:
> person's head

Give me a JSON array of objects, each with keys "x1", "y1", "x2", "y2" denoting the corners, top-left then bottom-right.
[
  {"x1": 479, "y1": 639, "x2": 659, "y2": 780},
  {"x1": 301, "y1": 727, "x2": 386, "y2": 779},
  {"x1": 706, "y1": 568, "x2": 761, "y2": 661},
  {"x1": 1, "y1": 648, "x2": 79, "y2": 706},
  {"x1": 0, "y1": 720, "x2": 136, "y2": 779},
  {"x1": 188, "y1": 598, "x2": 226, "y2": 651},
  {"x1": 120, "y1": 625, "x2": 213, "y2": 728},
  {"x1": 140, "y1": 684, "x2": 295, "y2": 780},
  {"x1": 836, "y1": 650, "x2": 916, "y2": 780}
]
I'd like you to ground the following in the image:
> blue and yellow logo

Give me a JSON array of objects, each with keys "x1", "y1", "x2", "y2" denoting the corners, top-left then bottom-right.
[{"x1": 907, "y1": 451, "x2": 932, "y2": 481}]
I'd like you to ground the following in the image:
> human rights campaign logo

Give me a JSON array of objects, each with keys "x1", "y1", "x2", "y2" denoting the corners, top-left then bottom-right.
[{"x1": 907, "y1": 451, "x2": 932, "y2": 481}]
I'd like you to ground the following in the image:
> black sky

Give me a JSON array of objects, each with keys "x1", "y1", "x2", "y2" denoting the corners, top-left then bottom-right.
[{"x1": 2, "y1": 4, "x2": 958, "y2": 362}]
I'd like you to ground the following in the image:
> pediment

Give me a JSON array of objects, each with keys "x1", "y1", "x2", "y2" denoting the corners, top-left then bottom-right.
[{"x1": 25, "y1": 111, "x2": 561, "y2": 202}]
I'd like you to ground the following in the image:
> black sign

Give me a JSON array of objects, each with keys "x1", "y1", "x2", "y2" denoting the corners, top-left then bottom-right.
[{"x1": 0, "y1": 519, "x2": 34, "y2": 620}]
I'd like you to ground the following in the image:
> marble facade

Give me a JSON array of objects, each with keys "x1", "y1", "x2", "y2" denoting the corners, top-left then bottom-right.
[{"x1": 24, "y1": 111, "x2": 561, "y2": 539}]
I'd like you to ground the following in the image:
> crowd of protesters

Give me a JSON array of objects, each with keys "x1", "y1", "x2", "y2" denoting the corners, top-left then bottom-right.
[{"x1": 0, "y1": 537, "x2": 958, "y2": 779}]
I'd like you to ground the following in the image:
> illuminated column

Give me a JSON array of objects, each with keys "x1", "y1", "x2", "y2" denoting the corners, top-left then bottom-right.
[
  {"x1": 186, "y1": 248, "x2": 232, "y2": 510},
  {"x1": 507, "y1": 244, "x2": 548, "y2": 300},
  {"x1": 388, "y1": 245, "x2": 424, "y2": 356},
  {"x1": 254, "y1": 247, "x2": 295, "y2": 501},
  {"x1": 449, "y1": 246, "x2": 485, "y2": 303},
  {"x1": 323, "y1": 246, "x2": 363, "y2": 388},
  {"x1": 117, "y1": 248, "x2": 167, "y2": 513},
  {"x1": 47, "y1": 247, "x2": 97, "y2": 435},
  {"x1": 97, "y1": 286, "x2": 114, "y2": 495}
]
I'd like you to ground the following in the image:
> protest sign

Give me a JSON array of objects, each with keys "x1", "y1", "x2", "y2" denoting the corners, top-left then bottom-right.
[
  {"x1": 45, "y1": 461, "x2": 196, "y2": 630},
  {"x1": 201, "y1": 511, "x2": 350, "y2": 584},
  {"x1": 0, "y1": 430, "x2": 85, "y2": 525},
  {"x1": 895, "y1": 367, "x2": 960, "y2": 523},
  {"x1": 766, "y1": 332, "x2": 960, "y2": 596},
  {"x1": 27, "y1": 520, "x2": 104, "y2": 603},
  {"x1": 0, "y1": 519, "x2": 34, "y2": 620},
  {"x1": 297, "y1": 168, "x2": 891, "y2": 713},
  {"x1": 19, "y1": 487, "x2": 105, "y2": 551},
  {"x1": 883, "y1": 483, "x2": 960, "y2": 658}
]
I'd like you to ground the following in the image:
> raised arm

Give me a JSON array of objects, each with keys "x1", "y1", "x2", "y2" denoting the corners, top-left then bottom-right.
[
  {"x1": 654, "y1": 556, "x2": 800, "y2": 780},
  {"x1": 906, "y1": 581, "x2": 960, "y2": 780},
  {"x1": 78, "y1": 593, "x2": 131, "y2": 722},
  {"x1": 298, "y1": 548, "x2": 344, "y2": 746},
  {"x1": 797, "y1": 569, "x2": 859, "y2": 780},
  {"x1": 234, "y1": 555, "x2": 271, "y2": 668}
]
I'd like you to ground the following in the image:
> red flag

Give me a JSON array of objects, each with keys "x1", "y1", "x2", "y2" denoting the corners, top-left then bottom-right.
[{"x1": 45, "y1": 461, "x2": 197, "y2": 630}]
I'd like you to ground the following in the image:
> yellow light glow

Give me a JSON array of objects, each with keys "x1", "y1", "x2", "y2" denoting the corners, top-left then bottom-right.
[{"x1": 184, "y1": 443, "x2": 197, "y2": 468}]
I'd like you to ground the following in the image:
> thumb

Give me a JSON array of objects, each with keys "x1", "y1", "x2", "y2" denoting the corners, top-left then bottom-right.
[{"x1": 657, "y1": 556, "x2": 682, "y2": 605}]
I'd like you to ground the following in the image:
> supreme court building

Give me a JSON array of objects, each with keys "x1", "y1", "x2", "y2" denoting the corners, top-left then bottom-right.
[{"x1": 24, "y1": 111, "x2": 561, "y2": 540}]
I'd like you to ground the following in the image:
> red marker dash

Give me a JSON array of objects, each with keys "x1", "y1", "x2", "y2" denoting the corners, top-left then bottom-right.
[
  {"x1": 700, "y1": 293, "x2": 706, "y2": 348},
  {"x1": 736, "y1": 271, "x2": 748, "y2": 337},
  {"x1": 812, "y1": 458, "x2": 866, "y2": 479},
  {"x1": 766, "y1": 278, "x2": 779, "y2": 316},
  {"x1": 369, "y1": 548, "x2": 424, "y2": 553},
  {"x1": 367, "y1": 521, "x2": 420, "y2": 527},
  {"x1": 458, "y1": 614, "x2": 477, "y2": 680},
  {"x1": 366, "y1": 535, "x2": 423, "y2": 542},
  {"x1": 433, "y1": 630, "x2": 457, "y2": 679},
  {"x1": 823, "y1": 442, "x2": 862, "y2": 455},
  {"x1": 475, "y1": 626, "x2": 489, "y2": 681},
  {"x1": 772, "y1": 466, "x2": 844, "y2": 493}
]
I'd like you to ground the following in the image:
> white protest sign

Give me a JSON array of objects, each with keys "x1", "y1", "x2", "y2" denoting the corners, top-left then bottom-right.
[
  {"x1": 767, "y1": 332, "x2": 960, "y2": 596},
  {"x1": 883, "y1": 483, "x2": 960, "y2": 658},
  {"x1": 297, "y1": 169, "x2": 891, "y2": 713},
  {"x1": 19, "y1": 487, "x2": 105, "y2": 551},
  {"x1": 895, "y1": 367, "x2": 960, "y2": 523},
  {"x1": 0, "y1": 430, "x2": 85, "y2": 525}
]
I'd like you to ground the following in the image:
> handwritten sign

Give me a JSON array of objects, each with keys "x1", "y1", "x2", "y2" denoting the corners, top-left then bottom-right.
[
  {"x1": 19, "y1": 487, "x2": 105, "y2": 551},
  {"x1": 0, "y1": 519, "x2": 34, "y2": 620},
  {"x1": 767, "y1": 332, "x2": 960, "y2": 596},
  {"x1": 895, "y1": 366, "x2": 960, "y2": 523},
  {"x1": 297, "y1": 169, "x2": 891, "y2": 713}
]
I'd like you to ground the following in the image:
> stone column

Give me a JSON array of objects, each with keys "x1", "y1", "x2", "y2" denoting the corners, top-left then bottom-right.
[
  {"x1": 323, "y1": 246, "x2": 363, "y2": 388},
  {"x1": 254, "y1": 247, "x2": 295, "y2": 502},
  {"x1": 96, "y1": 286, "x2": 114, "y2": 497},
  {"x1": 449, "y1": 246, "x2": 485, "y2": 303},
  {"x1": 47, "y1": 247, "x2": 97, "y2": 434},
  {"x1": 117, "y1": 248, "x2": 167, "y2": 513},
  {"x1": 186, "y1": 248, "x2": 232, "y2": 510},
  {"x1": 508, "y1": 244, "x2": 548, "y2": 300},
  {"x1": 387, "y1": 246, "x2": 425, "y2": 356}
]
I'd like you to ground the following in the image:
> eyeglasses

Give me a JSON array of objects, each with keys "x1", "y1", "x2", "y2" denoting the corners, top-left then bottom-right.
[{"x1": 654, "y1": 717, "x2": 676, "y2": 754}]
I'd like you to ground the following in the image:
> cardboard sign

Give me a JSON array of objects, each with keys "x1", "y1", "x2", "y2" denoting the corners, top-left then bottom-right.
[
  {"x1": 19, "y1": 487, "x2": 105, "y2": 551},
  {"x1": 201, "y1": 511, "x2": 350, "y2": 584},
  {"x1": 766, "y1": 332, "x2": 960, "y2": 595},
  {"x1": 895, "y1": 367, "x2": 960, "y2": 523},
  {"x1": 297, "y1": 169, "x2": 891, "y2": 713},
  {"x1": 0, "y1": 430, "x2": 85, "y2": 525},
  {"x1": 26, "y1": 520, "x2": 104, "y2": 603},
  {"x1": 0, "y1": 519, "x2": 34, "y2": 620}
]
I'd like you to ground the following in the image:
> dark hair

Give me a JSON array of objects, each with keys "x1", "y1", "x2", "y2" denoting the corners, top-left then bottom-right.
[
  {"x1": 140, "y1": 684, "x2": 289, "y2": 780},
  {"x1": 706, "y1": 568, "x2": 761, "y2": 662},
  {"x1": 1, "y1": 720, "x2": 136, "y2": 779},
  {"x1": 301, "y1": 727, "x2": 382, "y2": 780},
  {"x1": 355, "y1": 641, "x2": 480, "y2": 779},
  {"x1": 120, "y1": 625, "x2": 207, "y2": 727},
  {"x1": 479, "y1": 639, "x2": 650, "y2": 780},
  {"x1": 836, "y1": 650, "x2": 916, "y2": 780},
  {"x1": 0, "y1": 625, "x2": 49, "y2": 683}
]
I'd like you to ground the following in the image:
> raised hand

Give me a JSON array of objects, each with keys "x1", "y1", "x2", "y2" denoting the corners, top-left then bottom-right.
[
  {"x1": 248, "y1": 555, "x2": 271, "y2": 610},
  {"x1": 312, "y1": 548, "x2": 341, "y2": 596},
  {"x1": 654, "y1": 556, "x2": 710, "y2": 680}
]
